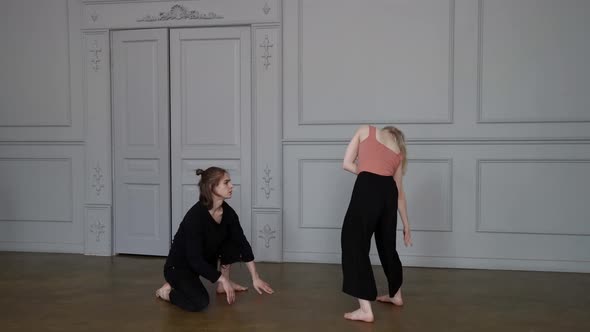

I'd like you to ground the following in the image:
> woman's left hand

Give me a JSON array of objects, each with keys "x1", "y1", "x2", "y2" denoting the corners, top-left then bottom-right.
[
  {"x1": 403, "y1": 227, "x2": 413, "y2": 247},
  {"x1": 253, "y1": 277, "x2": 274, "y2": 295}
]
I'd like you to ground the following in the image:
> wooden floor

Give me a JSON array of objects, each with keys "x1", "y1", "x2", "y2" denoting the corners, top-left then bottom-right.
[{"x1": 0, "y1": 252, "x2": 588, "y2": 332}]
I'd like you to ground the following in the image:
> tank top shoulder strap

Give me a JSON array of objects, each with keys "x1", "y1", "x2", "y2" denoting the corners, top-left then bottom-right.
[{"x1": 367, "y1": 125, "x2": 376, "y2": 140}]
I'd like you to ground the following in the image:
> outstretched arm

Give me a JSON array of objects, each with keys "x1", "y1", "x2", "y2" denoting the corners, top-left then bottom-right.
[
  {"x1": 227, "y1": 207, "x2": 274, "y2": 295},
  {"x1": 394, "y1": 165, "x2": 412, "y2": 247},
  {"x1": 245, "y1": 261, "x2": 274, "y2": 295}
]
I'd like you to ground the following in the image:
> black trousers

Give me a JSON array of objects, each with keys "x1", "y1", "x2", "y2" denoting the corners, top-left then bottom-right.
[
  {"x1": 341, "y1": 171, "x2": 403, "y2": 301},
  {"x1": 164, "y1": 241, "x2": 243, "y2": 312}
]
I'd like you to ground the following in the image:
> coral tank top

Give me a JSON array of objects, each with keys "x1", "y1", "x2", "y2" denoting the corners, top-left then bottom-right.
[{"x1": 357, "y1": 126, "x2": 402, "y2": 176}]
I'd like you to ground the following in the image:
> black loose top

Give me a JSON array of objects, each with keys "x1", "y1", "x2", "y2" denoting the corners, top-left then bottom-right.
[{"x1": 164, "y1": 201, "x2": 254, "y2": 283}]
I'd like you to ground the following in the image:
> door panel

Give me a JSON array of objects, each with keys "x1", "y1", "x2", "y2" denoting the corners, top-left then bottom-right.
[
  {"x1": 170, "y1": 27, "x2": 252, "y2": 240},
  {"x1": 112, "y1": 29, "x2": 170, "y2": 255}
]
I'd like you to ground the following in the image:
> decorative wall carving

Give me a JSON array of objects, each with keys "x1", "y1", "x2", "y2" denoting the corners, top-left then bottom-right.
[
  {"x1": 91, "y1": 162, "x2": 104, "y2": 197},
  {"x1": 137, "y1": 4, "x2": 223, "y2": 22},
  {"x1": 260, "y1": 165, "x2": 275, "y2": 199},
  {"x1": 89, "y1": 40, "x2": 102, "y2": 72},
  {"x1": 89, "y1": 216, "x2": 106, "y2": 242},
  {"x1": 263, "y1": 2, "x2": 271, "y2": 15},
  {"x1": 258, "y1": 224, "x2": 276, "y2": 248},
  {"x1": 90, "y1": 11, "x2": 99, "y2": 23},
  {"x1": 259, "y1": 34, "x2": 274, "y2": 70}
]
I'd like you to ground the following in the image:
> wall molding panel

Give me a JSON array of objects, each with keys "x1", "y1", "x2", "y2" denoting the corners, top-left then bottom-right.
[
  {"x1": 0, "y1": 144, "x2": 84, "y2": 253},
  {"x1": 477, "y1": 0, "x2": 590, "y2": 123},
  {"x1": 283, "y1": 0, "x2": 457, "y2": 141},
  {"x1": 0, "y1": 158, "x2": 73, "y2": 223},
  {"x1": 0, "y1": 0, "x2": 84, "y2": 141},
  {"x1": 253, "y1": 209, "x2": 282, "y2": 262},
  {"x1": 295, "y1": 157, "x2": 452, "y2": 232},
  {"x1": 283, "y1": 144, "x2": 456, "y2": 266},
  {"x1": 296, "y1": 0, "x2": 455, "y2": 126},
  {"x1": 253, "y1": 25, "x2": 282, "y2": 209},
  {"x1": 476, "y1": 159, "x2": 590, "y2": 235},
  {"x1": 84, "y1": 205, "x2": 112, "y2": 255},
  {"x1": 82, "y1": 26, "x2": 112, "y2": 256},
  {"x1": 83, "y1": 30, "x2": 111, "y2": 205},
  {"x1": 297, "y1": 158, "x2": 348, "y2": 229},
  {"x1": 403, "y1": 159, "x2": 453, "y2": 232}
]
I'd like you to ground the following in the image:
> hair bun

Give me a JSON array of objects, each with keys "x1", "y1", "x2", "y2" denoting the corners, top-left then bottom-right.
[{"x1": 195, "y1": 169, "x2": 204, "y2": 176}]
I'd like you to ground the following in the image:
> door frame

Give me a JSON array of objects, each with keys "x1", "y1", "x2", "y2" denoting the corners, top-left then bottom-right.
[{"x1": 81, "y1": 0, "x2": 283, "y2": 261}]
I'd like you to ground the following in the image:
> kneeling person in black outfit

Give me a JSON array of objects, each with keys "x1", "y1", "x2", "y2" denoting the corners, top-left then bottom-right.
[{"x1": 155, "y1": 166, "x2": 274, "y2": 311}]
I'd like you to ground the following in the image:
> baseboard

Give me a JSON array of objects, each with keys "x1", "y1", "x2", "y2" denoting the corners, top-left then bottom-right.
[
  {"x1": 0, "y1": 242, "x2": 83, "y2": 254},
  {"x1": 283, "y1": 252, "x2": 590, "y2": 273}
]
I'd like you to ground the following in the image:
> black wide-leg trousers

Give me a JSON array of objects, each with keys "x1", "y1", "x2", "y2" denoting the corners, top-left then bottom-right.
[
  {"x1": 164, "y1": 242, "x2": 244, "y2": 312},
  {"x1": 341, "y1": 171, "x2": 403, "y2": 301}
]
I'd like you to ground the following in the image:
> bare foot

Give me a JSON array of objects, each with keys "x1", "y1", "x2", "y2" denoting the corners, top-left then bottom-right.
[
  {"x1": 216, "y1": 281, "x2": 248, "y2": 294},
  {"x1": 344, "y1": 308, "x2": 374, "y2": 323},
  {"x1": 155, "y1": 283, "x2": 171, "y2": 302},
  {"x1": 377, "y1": 289, "x2": 404, "y2": 306}
]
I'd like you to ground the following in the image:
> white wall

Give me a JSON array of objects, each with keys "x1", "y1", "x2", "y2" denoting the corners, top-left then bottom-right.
[
  {"x1": 282, "y1": 0, "x2": 590, "y2": 272},
  {"x1": 2, "y1": 0, "x2": 589, "y2": 272},
  {"x1": 0, "y1": 0, "x2": 282, "y2": 257},
  {"x1": 0, "y1": 0, "x2": 85, "y2": 253}
]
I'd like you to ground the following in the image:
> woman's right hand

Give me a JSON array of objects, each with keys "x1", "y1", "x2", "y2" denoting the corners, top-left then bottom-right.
[{"x1": 219, "y1": 276, "x2": 235, "y2": 304}]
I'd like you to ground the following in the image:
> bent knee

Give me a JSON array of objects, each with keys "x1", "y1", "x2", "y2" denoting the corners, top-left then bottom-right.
[{"x1": 185, "y1": 297, "x2": 209, "y2": 312}]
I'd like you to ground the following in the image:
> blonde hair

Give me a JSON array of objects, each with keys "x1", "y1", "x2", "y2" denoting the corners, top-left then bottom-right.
[{"x1": 383, "y1": 126, "x2": 407, "y2": 174}]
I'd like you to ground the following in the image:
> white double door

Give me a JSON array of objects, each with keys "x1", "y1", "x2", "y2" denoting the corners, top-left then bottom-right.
[{"x1": 112, "y1": 27, "x2": 252, "y2": 255}]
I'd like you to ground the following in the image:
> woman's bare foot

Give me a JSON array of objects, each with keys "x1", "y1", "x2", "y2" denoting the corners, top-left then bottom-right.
[
  {"x1": 155, "y1": 283, "x2": 171, "y2": 302},
  {"x1": 216, "y1": 280, "x2": 248, "y2": 294},
  {"x1": 376, "y1": 289, "x2": 404, "y2": 306},
  {"x1": 343, "y1": 308, "x2": 374, "y2": 323}
]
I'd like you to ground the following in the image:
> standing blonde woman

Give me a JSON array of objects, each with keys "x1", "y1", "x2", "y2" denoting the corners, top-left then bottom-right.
[{"x1": 340, "y1": 125, "x2": 412, "y2": 323}]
